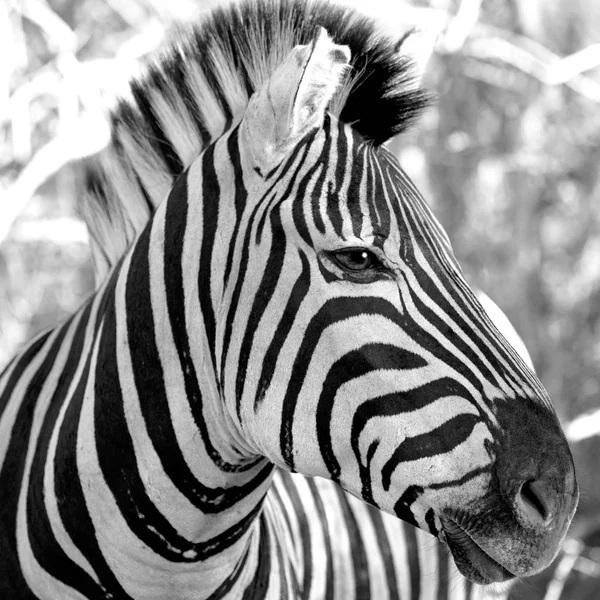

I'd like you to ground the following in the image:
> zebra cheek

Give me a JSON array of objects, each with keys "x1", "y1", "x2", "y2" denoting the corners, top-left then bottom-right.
[{"x1": 369, "y1": 415, "x2": 495, "y2": 511}]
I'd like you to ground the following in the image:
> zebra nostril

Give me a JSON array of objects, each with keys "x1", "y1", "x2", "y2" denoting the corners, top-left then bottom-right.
[{"x1": 515, "y1": 479, "x2": 554, "y2": 527}]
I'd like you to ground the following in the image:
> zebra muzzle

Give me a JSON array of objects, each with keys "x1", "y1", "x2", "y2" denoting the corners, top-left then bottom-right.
[{"x1": 441, "y1": 518, "x2": 515, "y2": 584}]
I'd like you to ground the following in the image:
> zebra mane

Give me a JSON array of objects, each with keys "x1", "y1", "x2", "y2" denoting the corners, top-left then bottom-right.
[{"x1": 82, "y1": 0, "x2": 430, "y2": 283}]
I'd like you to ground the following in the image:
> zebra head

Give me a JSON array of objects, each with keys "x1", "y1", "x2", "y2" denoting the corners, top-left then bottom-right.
[{"x1": 207, "y1": 27, "x2": 578, "y2": 584}]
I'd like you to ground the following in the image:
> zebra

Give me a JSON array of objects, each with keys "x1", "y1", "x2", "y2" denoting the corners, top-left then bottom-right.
[{"x1": 0, "y1": 0, "x2": 578, "y2": 598}]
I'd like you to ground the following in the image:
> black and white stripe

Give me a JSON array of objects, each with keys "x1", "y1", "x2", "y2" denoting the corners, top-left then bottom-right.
[{"x1": 0, "y1": 1, "x2": 577, "y2": 598}]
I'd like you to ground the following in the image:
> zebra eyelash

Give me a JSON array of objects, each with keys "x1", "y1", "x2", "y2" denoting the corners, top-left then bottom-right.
[{"x1": 322, "y1": 247, "x2": 392, "y2": 283}]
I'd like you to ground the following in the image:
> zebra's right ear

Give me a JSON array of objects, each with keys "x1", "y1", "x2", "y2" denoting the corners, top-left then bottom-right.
[
  {"x1": 242, "y1": 28, "x2": 350, "y2": 173},
  {"x1": 395, "y1": 27, "x2": 438, "y2": 91},
  {"x1": 386, "y1": 27, "x2": 438, "y2": 158}
]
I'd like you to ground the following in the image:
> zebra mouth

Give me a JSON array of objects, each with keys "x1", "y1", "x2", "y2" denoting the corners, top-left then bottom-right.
[{"x1": 442, "y1": 518, "x2": 515, "y2": 584}]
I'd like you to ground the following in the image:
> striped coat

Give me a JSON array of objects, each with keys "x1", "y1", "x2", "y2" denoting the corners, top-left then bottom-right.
[{"x1": 0, "y1": 1, "x2": 578, "y2": 598}]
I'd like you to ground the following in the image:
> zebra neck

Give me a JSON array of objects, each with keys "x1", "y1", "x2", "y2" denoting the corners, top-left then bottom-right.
[{"x1": 61, "y1": 183, "x2": 277, "y2": 593}]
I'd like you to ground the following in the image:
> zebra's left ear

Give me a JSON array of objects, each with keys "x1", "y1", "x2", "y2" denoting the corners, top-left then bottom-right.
[{"x1": 242, "y1": 28, "x2": 350, "y2": 173}]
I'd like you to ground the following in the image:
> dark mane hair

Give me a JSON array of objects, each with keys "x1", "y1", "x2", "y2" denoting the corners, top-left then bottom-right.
[{"x1": 83, "y1": 0, "x2": 430, "y2": 281}]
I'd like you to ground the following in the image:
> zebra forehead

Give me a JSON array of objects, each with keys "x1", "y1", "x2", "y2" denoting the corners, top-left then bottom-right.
[
  {"x1": 311, "y1": 130, "x2": 430, "y2": 237},
  {"x1": 82, "y1": 0, "x2": 430, "y2": 286}
]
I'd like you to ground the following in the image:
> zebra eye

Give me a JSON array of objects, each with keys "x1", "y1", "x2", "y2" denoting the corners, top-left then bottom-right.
[{"x1": 334, "y1": 249, "x2": 379, "y2": 272}]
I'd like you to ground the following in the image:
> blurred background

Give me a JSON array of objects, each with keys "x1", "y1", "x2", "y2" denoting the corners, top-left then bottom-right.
[{"x1": 1, "y1": 0, "x2": 599, "y2": 597}]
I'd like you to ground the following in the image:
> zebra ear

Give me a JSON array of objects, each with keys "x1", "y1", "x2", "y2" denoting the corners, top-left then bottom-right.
[
  {"x1": 395, "y1": 27, "x2": 439, "y2": 91},
  {"x1": 386, "y1": 28, "x2": 438, "y2": 157},
  {"x1": 242, "y1": 28, "x2": 350, "y2": 172}
]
